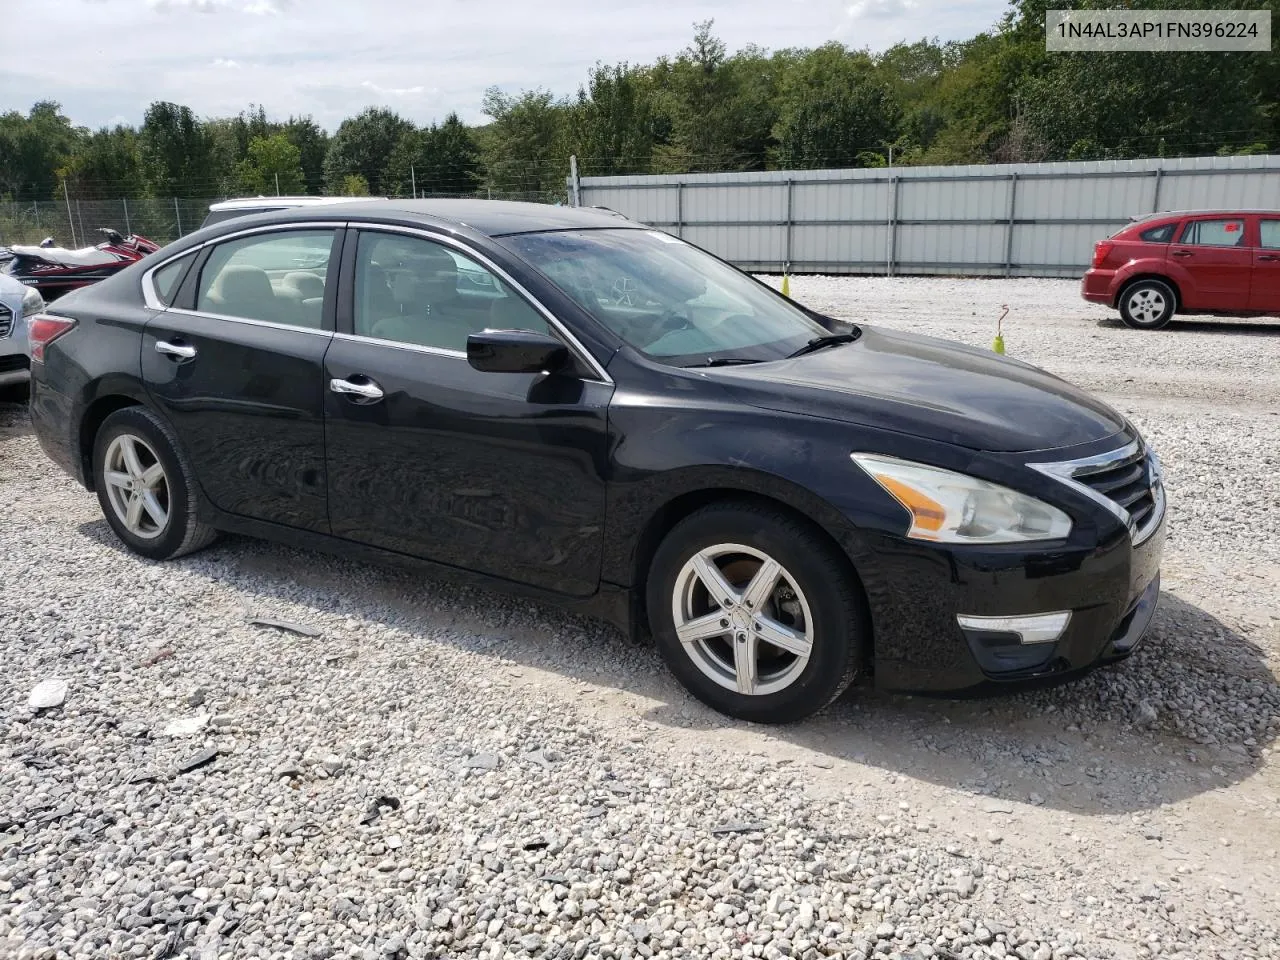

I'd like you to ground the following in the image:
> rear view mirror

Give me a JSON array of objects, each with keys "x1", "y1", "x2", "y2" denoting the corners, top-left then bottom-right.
[{"x1": 467, "y1": 329, "x2": 570, "y2": 375}]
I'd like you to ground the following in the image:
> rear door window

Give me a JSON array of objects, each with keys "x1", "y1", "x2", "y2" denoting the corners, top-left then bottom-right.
[
  {"x1": 1179, "y1": 219, "x2": 1247, "y2": 246},
  {"x1": 195, "y1": 229, "x2": 337, "y2": 329}
]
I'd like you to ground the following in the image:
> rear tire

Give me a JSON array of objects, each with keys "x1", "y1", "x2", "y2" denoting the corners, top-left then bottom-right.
[
  {"x1": 645, "y1": 501, "x2": 865, "y2": 723},
  {"x1": 92, "y1": 406, "x2": 218, "y2": 561},
  {"x1": 1118, "y1": 279, "x2": 1176, "y2": 330}
]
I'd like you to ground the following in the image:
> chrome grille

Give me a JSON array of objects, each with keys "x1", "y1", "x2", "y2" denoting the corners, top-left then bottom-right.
[
  {"x1": 1029, "y1": 440, "x2": 1164, "y2": 545},
  {"x1": 0, "y1": 302, "x2": 12, "y2": 339}
]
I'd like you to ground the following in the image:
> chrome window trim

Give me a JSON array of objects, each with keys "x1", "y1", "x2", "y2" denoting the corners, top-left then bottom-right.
[
  {"x1": 163, "y1": 307, "x2": 335, "y2": 338},
  {"x1": 332, "y1": 331, "x2": 464, "y2": 359},
  {"x1": 348, "y1": 224, "x2": 613, "y2": 384},
  {"x1": 141, "y1": 221, "x2": 345, "y2": 311},
  {"x1": 1028, "y1": 440, "x2": 1165, "y2": 546}
]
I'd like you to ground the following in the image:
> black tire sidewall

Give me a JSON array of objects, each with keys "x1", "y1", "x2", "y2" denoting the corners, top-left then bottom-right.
[
  {"x1": 1119, "y1": 280, "x2": 1175, "y2": 330},
  {"x1": 93, "y1": 408, "x2": 196, "y2": 561},
  {"x1": 646, "y1": 506, "x2": 862, "y2": 723}
]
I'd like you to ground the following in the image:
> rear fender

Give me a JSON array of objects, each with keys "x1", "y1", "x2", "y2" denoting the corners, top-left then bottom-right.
[{"x1": 1112, "y1": 257, "x2": 1187, "y2": 308}]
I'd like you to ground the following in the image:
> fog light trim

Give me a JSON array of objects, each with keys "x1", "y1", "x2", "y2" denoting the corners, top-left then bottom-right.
[{"x1": 956, "y1": 611, "x2": 1072, "y2": 644}]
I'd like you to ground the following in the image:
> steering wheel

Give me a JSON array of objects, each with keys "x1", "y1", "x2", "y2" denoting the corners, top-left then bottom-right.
[{"x1": 657, "y1": 309, "x2": 694, "y2": 335}]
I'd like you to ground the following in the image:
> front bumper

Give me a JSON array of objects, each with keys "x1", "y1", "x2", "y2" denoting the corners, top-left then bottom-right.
[{"x1": 866, "y1": 483, "x2": 1167, "y2": 694}]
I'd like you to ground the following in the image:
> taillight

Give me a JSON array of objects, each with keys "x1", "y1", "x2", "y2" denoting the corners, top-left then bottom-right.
[
  {"x1": 28, "y1": 314, "x2": 77, "y2": 363},
  {"x1": 1092, "y1": 241, "x2": 1115, "y2": 268}
]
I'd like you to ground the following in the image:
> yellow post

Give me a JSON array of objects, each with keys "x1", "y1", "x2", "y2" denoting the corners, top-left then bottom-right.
[
  {"x1": 781, "y1": 274, "x2": 791, "y2": 297},
  {"x1": 993, "y1": 304, "x2": 1008, "y2": 354}
]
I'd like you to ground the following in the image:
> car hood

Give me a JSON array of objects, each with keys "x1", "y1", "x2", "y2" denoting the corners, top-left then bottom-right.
[{"x1": 711, "y1": 325, "x2": 1127, "y2": 453}]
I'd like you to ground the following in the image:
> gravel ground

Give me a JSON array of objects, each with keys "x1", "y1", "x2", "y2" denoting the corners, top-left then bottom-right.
[{"x1": 2, "y1": 277, "x2": 1278, "y2": 960}]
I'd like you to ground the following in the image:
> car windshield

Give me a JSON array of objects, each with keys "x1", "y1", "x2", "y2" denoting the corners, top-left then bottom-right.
[{"x1": 502, "y1": 229, "x2": 829, "y2": 366}]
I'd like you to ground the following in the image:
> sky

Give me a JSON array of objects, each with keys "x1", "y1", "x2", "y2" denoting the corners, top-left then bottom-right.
[{"x1": 2, "y1": 0, "x2": 1010, "y2": 132}]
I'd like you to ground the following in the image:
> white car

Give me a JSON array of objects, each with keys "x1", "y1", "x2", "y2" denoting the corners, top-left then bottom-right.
[
  {"x1": 0, "y1": 272, "x2": 44, "y2": 395},
  {"x1": 201, "y1": 195, "x2": 380, "y2": 229}
]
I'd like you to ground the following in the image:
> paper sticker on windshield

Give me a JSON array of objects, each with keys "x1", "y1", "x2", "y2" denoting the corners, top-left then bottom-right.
[{"x1": 647, "y1": 231, "x2": 684, "y2": 244}]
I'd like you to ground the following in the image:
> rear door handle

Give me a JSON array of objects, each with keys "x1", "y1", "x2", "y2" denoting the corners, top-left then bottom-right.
[
  {"x1": 1171, "y1": 250, "x2": 1193, "y2": 258},
  {"x1": 329, "y1": 377, "x2": 384, "y2": 402},
  {"x1": 155, "y1": 340, "x2": 196, "y2": 360},
  {"x1": 1259, "y1": 254, "x2": 1280, "y2": 262}
]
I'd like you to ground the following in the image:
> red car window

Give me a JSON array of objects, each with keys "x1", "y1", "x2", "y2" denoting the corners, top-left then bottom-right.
[{"x1": 1179, "y1": 219, "x2": 1247, "y2": 246}]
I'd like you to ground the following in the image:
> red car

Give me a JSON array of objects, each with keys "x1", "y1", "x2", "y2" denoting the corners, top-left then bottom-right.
[{"x1": 1081, "y1": 210, "x2": 1280, "y2": 329}]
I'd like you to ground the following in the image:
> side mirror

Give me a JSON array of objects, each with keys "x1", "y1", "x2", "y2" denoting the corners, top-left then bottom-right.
[{"x1": 467, "y1": 329, "x2": 571, "y2": 375}]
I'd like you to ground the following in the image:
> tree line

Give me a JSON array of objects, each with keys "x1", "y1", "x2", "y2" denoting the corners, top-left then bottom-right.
[{"x1": 2, "y1": 0, "x2": 1277, "y2": 205}]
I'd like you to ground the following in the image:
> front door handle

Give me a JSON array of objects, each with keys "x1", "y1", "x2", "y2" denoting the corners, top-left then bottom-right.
[
  {"x1": 1171, "y1": 250, "x2": 1194, "y2": 258},
  {"x1": 155, "y1": 340, "x2": 196, "y2": 360},
  {"x1": 329, "y1": 377, "x2": 384, "y2": 402},
  {"x1": 1259, "y1": 254, "x2": 1280, "y2": 262}
]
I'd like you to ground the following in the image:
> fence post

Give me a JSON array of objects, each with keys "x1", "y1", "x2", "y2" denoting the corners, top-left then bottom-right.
[
  {"x1": 33, "y1": 201, "x2": 40, "y2": 231},
  {"x1": 411, "y1": 165, "x2": 417, "y2": 200},
  {"x1": 123, "y1": 198, "x2": 131, "y2": 236},
  {"x1": 785, "y1": 179, "x2": 794, "y2": 274},
  {"x1": 569, "y1": 156, "x2": 581, "y2": 207},
  {"x1": 76, "y1": 200, "x2": 86, "y2": 250},
  {"x1": 1004, "y1": 172, "x2": 1018, "y2": 277},
  {"x1": 676, "y1": 182, "x2": 684, "y2": 239},
  {"x1": 1151, "y1": 167, "x2": 1163, "y2": 212},
  {"x1": 886, "y1": 175, "x2": 899, "y2": 277},
  {"x1": 63, "y1": 181, "x2": 76, "y2": 247},
  {"x1": 174, "y1": 197, "x2": 183, "y2": 238}
]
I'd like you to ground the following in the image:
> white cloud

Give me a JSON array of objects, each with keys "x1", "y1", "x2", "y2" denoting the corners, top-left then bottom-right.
[
  {"x1": 361, "y1": 81, "x2": 426, "y2": 97},
  {"x1": 7, "y1": 0, "x2": 1008, "y2": 131},
  {"x1": 147, "y1": 0, "x2": 229, "y2": 11},
  {"x1": 846, "y1": 0, "x2": 917, "y2": 20}
]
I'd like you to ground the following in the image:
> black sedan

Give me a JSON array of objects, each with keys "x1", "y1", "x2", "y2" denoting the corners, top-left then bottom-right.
[{"x1": 27, "y1": 200, "x2": 1166, "y2": 723}]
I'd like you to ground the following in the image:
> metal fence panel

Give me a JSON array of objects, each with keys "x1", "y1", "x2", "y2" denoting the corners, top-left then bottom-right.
[{"x1": 577, "y1": 155, "x2": 1280, "y2": 277}]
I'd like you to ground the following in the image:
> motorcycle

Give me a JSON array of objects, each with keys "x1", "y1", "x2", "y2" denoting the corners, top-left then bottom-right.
[{"x1": 0, "y1": 228, "x2": 161, "y2": 301}]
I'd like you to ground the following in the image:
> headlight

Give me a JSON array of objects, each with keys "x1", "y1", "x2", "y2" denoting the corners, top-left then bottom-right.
[
  {"x1": 851, "y1": 453, "x2": 1072, "y2": 544},
  {"x1": 21, "y1": 286, "x2": 45, "y2": 318}
]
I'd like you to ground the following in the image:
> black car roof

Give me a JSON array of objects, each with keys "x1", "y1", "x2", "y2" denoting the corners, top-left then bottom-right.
[{"x1": 254, "y1": 199, "x2": 639, "y2": 237}]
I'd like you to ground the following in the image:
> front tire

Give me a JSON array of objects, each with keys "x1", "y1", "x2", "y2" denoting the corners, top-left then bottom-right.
[
  {"x1": 92, "y1": 406, "x2": 218, "y2": 561},
  {"x1": 646, "y1": 501, "x2": 866, "y2": 723},
  {"x1": 1118, "y1": 279, "x2": 1176, "y2": 330}
]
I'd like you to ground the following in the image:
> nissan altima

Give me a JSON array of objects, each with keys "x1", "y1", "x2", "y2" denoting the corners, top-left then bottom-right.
[{"x1": 27, "y1": 200, "x2": 1166, "y2": 723}]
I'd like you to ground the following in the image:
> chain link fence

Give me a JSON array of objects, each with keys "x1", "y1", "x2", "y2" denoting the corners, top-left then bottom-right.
[
  {"x1": 0, "y1": 198, "x2": 217, "y2": 249},
  {"x1": 0, "y1": 189, "x2": 569, "y2": 250}
]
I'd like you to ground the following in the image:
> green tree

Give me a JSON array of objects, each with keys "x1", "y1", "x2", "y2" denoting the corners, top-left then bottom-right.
[
  {"x1": 322, "y1": 108, "x2": 412, "y2": 194},
  {"x1": 0, "y1": 101, "x2": 78, "y2": 199},
  {"x1": 771, "y1": 44, "x2": 900, "y2": 169},
  {"x1": 386, "y1": 113, "x2": 482, "y2": 196},
  {"x1": 63, "y1": 125, "x2": 145, "y2": 199},
  {"x1": 140, "y1": 101, "x2": 216, "y2": 196},
  {"x1": 282, "y1": 117, "x2": 329, "y2": 194},
  {"x1": 236, "y1": 134, "x2": 306, "y2": 195},
  {"x1": 339, "y1": 173, "x2": 370, "y2": 196},
  {"x1": 569, "y1": 64, "x2": 662, "y2": 176},
  {"x1": 481, "y1": 88, "x2": 572, "y2": 197}
]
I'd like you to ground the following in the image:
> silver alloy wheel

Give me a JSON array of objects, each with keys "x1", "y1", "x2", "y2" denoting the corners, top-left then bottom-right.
[
  {"x1": 1126, "y1": 286, "x2": 1167, "y2": 324},
  {"x1": 671, "y1": 543, "x2": 815, "y2": 696},
  {"x1": 102, "y1": 434, "x2": 170, "y2": 541}
]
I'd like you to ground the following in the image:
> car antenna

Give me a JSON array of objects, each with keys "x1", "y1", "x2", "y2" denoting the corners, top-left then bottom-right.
[{"x1": 993, "y1": 304, "x2": 1008, "y2": 355}]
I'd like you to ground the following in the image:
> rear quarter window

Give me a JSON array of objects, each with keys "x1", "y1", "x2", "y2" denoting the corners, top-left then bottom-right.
[{"x1": 1139, "y1": 223, "x2": 1177, "y2": 243}]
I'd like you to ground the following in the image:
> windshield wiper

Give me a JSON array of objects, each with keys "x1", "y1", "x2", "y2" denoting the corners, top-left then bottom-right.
[
  {"x1": 785, "y1": 331, "x2": 861, "y2": 359},
  {"x1": 683, "y1": 357, "x2": 764, "y2": 368}
]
